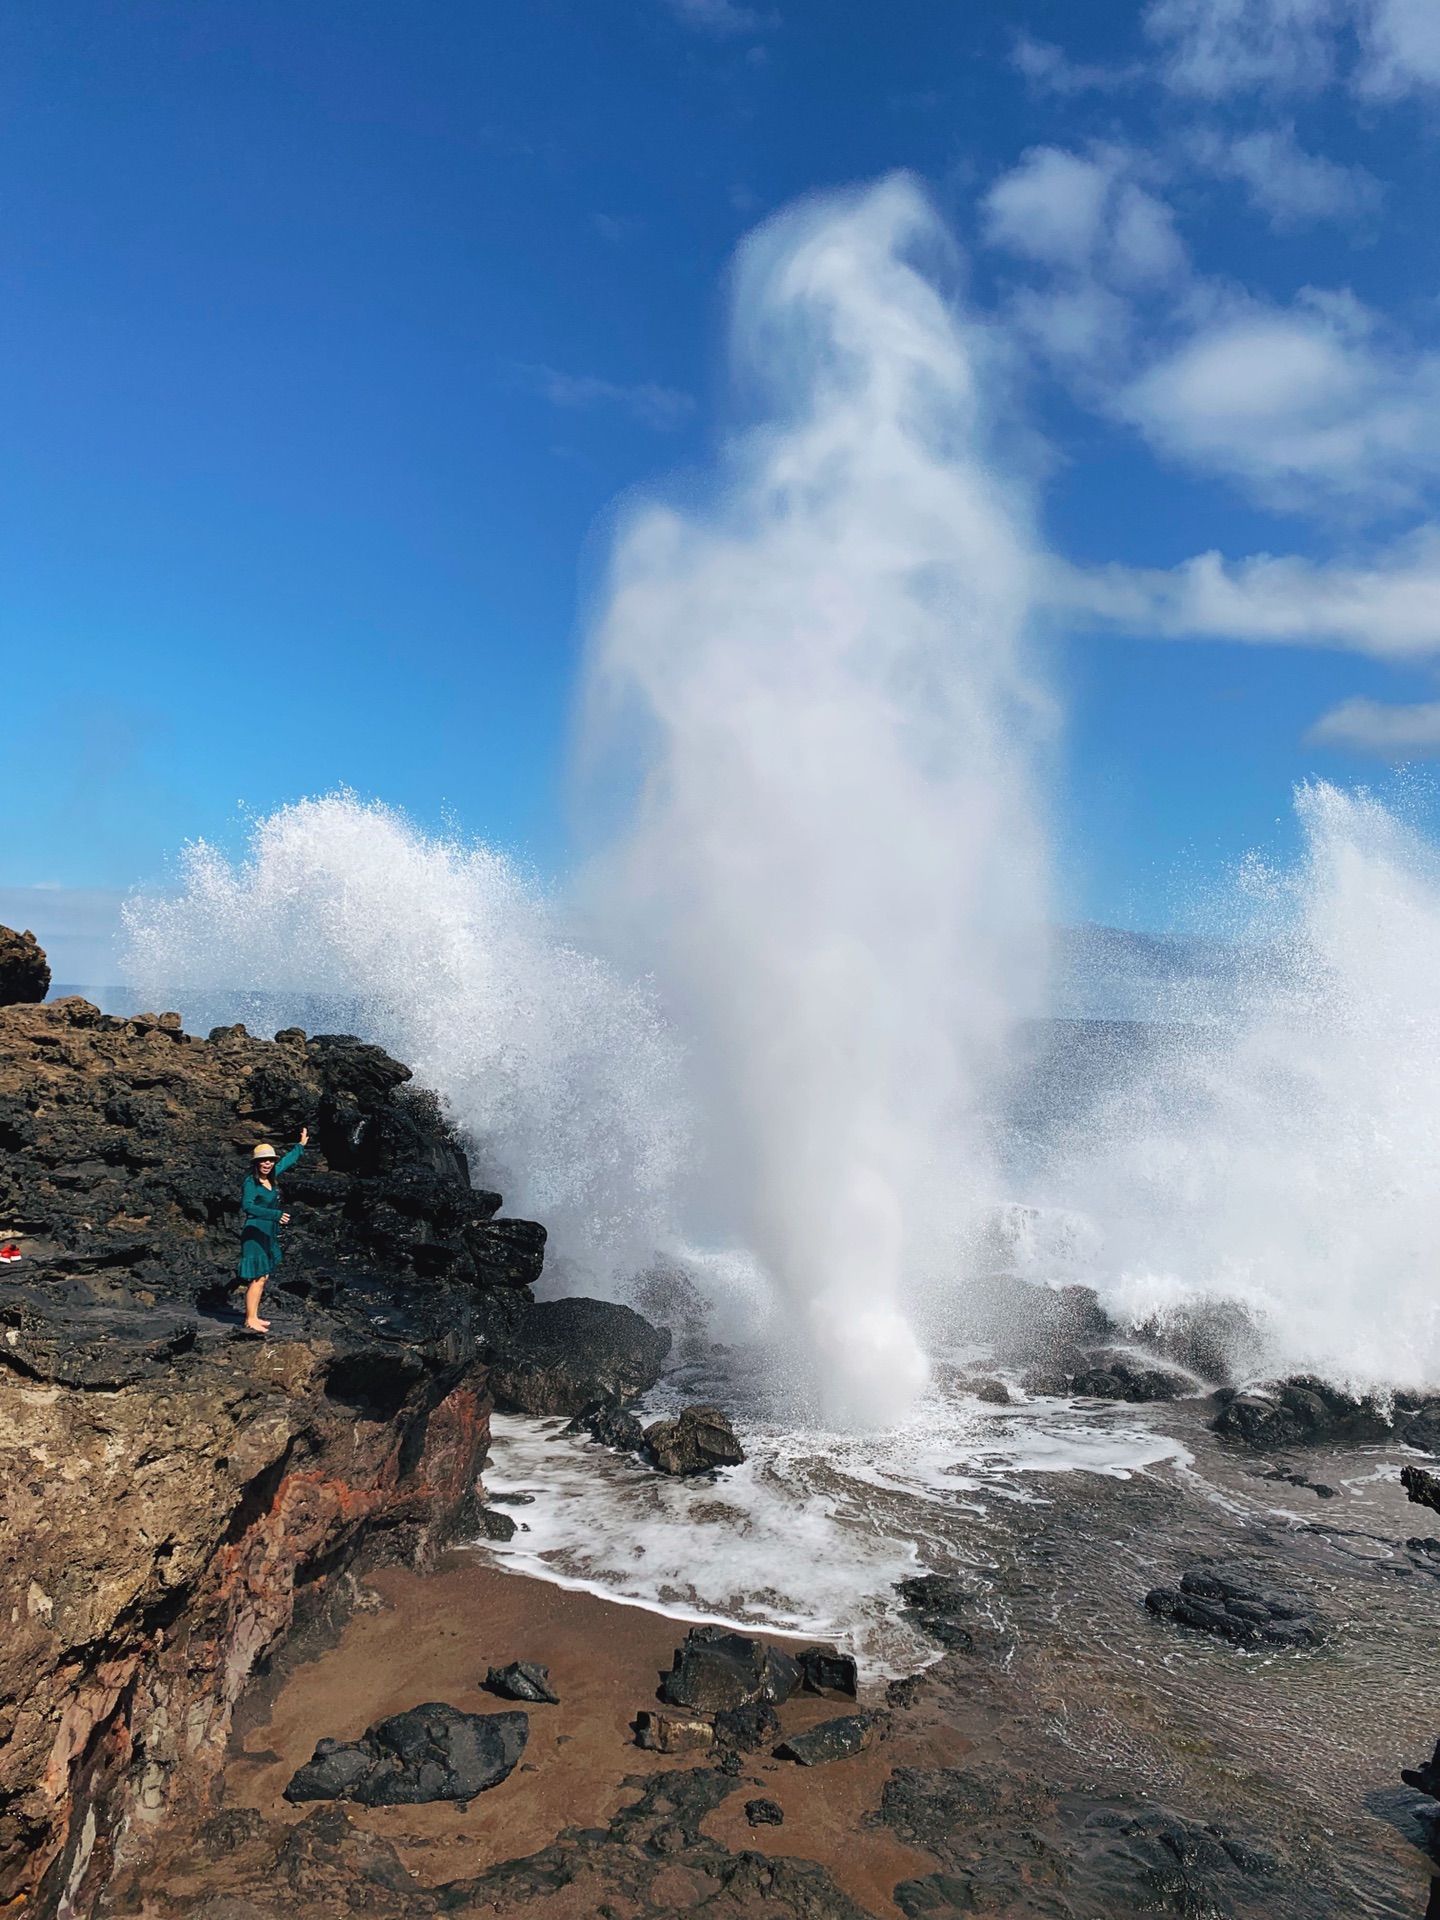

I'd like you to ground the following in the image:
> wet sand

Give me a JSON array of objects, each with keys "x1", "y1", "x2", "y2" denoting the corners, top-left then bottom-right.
[{"x1": 223, "y1": 1554, "x2": 942, "y2": 1919}]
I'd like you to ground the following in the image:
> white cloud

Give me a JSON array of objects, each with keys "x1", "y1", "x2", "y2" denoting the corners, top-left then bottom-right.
[
  {"x1": 1120, "y1": 295, "x2": 1440, "y2": 509},
  {"x1": 1360, "y1": 0, "x2": 1440, "y2": 93},
  {"x1": 1306, "y1": 696, "x2": 1440, "y2": 754},
  {"x1": 1011, "y1": 34, "x2": 1140, "y2": 93},
  {"x1": 1143, "y1": 0, "x2": 1440, "y2": 98},
  {"x1": 522, "y1": 365, "x2": 696, "y2": 431},
  {"x1": 983, "y1": 147, "x2": 1187, "y2": 378},
  {"x1": 1191, "y1": 124, "x2": 1383, "y2": 226},
  {"x1": 1054, "y1": 525, "x2": 1440, "y2": 657},
  {"x1": 1145, "y1": 0, "x2": 1346, "y2": 96},
  {"x1": 662, "y1": 0, "x2": 777, "y2": 35}
]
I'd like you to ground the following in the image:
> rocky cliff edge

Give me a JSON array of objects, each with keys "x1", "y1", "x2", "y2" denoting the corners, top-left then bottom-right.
[{"x1": 0, "y1": 986, "x2": 546, "y2": 1915}]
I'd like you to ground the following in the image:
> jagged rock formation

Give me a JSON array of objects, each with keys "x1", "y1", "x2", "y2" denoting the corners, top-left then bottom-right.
[
  {"x1": 284, "y1": 1702, "x2": 529, "y2": 1806},
  {"x1": 0, "y1": 981, "x2": 551, "y2": 1913},
  {"x1": 488, "y1": 1294, "x2": 671, "y2": 1415},
  {"x1": 1213, "y1": 1375, "x2": 1440, "y2": 1451},
  {"x1": 644, "y1": 1402, "x2": 745, "y2": 1474},
  {"x1": 0, "y1": 924, "x2": 49, "y2": 1006},
  {"x1": 1144, "y1": 1564, "x2": 1325, "y2": 1648}
]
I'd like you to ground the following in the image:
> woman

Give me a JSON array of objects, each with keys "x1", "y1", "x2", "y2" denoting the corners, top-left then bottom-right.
[{"x1": 238, "y1": 1127, "x2": 308, "y2": 1333}]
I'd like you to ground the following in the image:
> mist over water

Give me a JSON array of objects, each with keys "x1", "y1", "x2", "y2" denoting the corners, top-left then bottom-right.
[
  {"x1": 1034, "y1": 780, "x2": 1440, "y2": 1391},
  {"x1": 119, "y1": 177, "x2": 1440, "y2": 1421}
]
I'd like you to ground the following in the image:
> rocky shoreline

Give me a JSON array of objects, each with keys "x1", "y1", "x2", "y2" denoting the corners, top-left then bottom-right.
[{"x1": 6, "y1": 926, "x2": 1440, "y2": 1917}]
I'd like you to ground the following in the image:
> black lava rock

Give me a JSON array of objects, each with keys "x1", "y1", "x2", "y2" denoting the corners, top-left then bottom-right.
[
  {"x1": 0, "y1": 927, "x2": 49, "y2": 1006},
  {"x1": 659, "y1": 1625, "x2": 802, "y2": 1713},
  {"x1": 713, "y1": 1700, "x2": 781, "y2": 1751},
  {"x1": 489, "y1": 1296, "x2": 671, "y2": 1416},
  {"x1": 1145, "y1": 1564, "x2": 1324, "y2": 1648},
  {"x1": 284, "y1": 1703, "x2": 528, "y2": 1805},
  {"x1": 1069, "y1": 1351, "x2": 1187, "y2": 1402},
  {"x1": 895, "y1": 1574, "x2": 980, "y2": 1651},
  {"x1": 1402, "y1": 1736, "x2": 1440, "y2": 1799},
  {"x1": 777, "y1": 1714, "x2": 874, "y2": 1766},
  {"x1": 799, "y1": 1645, "x2": 858, "y2": 1696},
  {"x1": 746, "y1": 1798, "x2": 785, "y2": 1827},
  {"x1": 566, "y1": 1401, "x2": 647, "y2": 1452},
  {"x1": 485, "y1": 1661, "x2": 559, "y2": 1704},
  {"x1": 1212, "y1": 1374, "x2": 1440, "y2": 1452},
  {"x1": 644, "y1": 1404, "x2": 745, "y2": 1475}
]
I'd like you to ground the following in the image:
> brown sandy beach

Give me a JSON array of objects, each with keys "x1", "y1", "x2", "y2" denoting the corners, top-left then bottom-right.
[{"x1": 221, "y1": 1553, "x2": 940, "y2": 1919}]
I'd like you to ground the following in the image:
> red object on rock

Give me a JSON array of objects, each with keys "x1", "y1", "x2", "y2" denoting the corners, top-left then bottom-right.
[{"x1": 0, "y1": 1244, "x2": 21, "y2": 1263}]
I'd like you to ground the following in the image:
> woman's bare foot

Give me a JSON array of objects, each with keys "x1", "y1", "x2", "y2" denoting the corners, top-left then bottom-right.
[{"x1": 244, "y1": 1317, "x2": 270, "y2": 1333}]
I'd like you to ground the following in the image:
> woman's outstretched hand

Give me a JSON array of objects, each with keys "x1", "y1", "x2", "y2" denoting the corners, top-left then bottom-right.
[{"x1": 299, "y1": 1126, "x2": 309, "y2": 1146}]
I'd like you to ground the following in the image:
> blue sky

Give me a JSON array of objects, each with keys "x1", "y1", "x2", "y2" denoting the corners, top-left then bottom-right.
[{"x1": 3, "y1": 0, "x2": 1439, "y2": 939}]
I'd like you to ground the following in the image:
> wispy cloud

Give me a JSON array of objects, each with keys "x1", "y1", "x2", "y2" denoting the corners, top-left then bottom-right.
[
  {"x1": 518, "y1": 364, "x2": 695, "y2": 431},
  {"x1": 1053, "y1": 527, "x2": 1440, "y2": 658},
  {"x1": 1307, "y1": 696, "x2": 1440, "y2": 755},
  {"x1": 1189, "y1": 123, "x2": 1383, "y2": 227},
  {"x1": 1011, "y1": 34, "x2": 1141, "y2": 94},
  {"x1": 661, "y1": 0, "x2": 778, "y2": 37}
]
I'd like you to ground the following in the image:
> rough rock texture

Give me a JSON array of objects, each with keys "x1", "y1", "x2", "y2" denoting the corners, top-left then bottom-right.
[
  {"x1": 644, "y1": 1402, "x2": 745, "y2": 1475},
  {"x1": 713, "y1": 1700, "x2": 780, "y2": 1751},
  {"x1": 0, "y1": 988, "x2": 548, "y2": 1914},
  {"x1": 1145, "y1": 1564, "x2": 1325, "y2": 1648},
  {"x1": 746, "y1": 1796, "x2": 784, "y2": 1826},
  {"x1": 883, "y1": 1766, "x2": 1280, "y2": 1920},
  {"x1": 485, "y1": 1660, "x2": 559, "y2": 1704},
  {"x1": 634, "y1": 1709, "x2": 715, "y2": 1754},
  {"x1": 1402, "y1": 1736, "x2": 1440, "y2": 1799},
  {"x1": 122, "y1": 1766, "x2": 873, "y2": 1919},
  {"x1": 1403, "y1": 1462, "x2": 1440, "y2": 1517},
  {"x1": 658, "y1": 1626, "x2": 802, "y2": 1714},
  {"x1": 777, "y1": 1714, "x2": 875, "y2": 1766},
  {"x1": 1067, "y1": 1351, "x2": 1188, "y2": 1402},
  {"x1": 1213, "y1": 1375, "x2": 1440, "y2": 1452},
  {"x1": 0, "y1": 925, "x2": 49, "y2": 1006},
  {"x1": 284, "y1": 1702, "x2": 528, "y2": 1805},
  {"x1": 568, "y1": 1401, "x2": 647, "y2": 1451},
  {"x1": 488, "y1": 1295, "x2": 671, "y2": 1415},
  {"x1": 799, "y1": 1645, "x2": 859, "y2": 1696}
]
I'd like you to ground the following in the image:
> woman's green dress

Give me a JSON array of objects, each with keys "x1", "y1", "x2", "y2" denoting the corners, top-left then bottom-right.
[{"x1": 237, "y1": 1144, "x2": 304, "y2": 1281}]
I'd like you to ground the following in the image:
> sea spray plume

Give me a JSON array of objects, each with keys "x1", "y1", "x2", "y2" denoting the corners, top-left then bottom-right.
[
  {"x1": 1042, "y1": 781, "x2": 1440, "y2": 1390},
  {"x1": 580, "y1": 177, "x2": 1051, "y2": 1426},
  {"x1": 121, "y1": 793, "x2": 689, "y2": 1292}
]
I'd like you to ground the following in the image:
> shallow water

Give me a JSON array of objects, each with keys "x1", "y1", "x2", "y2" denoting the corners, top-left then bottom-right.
[{"x1": 476, "y1": 1361, "x2": 1440, "y2": 1913}]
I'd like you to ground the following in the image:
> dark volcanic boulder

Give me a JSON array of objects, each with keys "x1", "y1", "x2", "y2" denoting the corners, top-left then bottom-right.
[
  {"x1": 1069, "y1": 1351, "x2": 1188, "y2": 1402},
  {"x1": 895, "y1": 1573, "x2": 983, "y2": 1651},
  {"x1": 1210, "y1": 1375, "x2": 1434, "y2": 1450},
  {"x1": 713, "y1": 1700, "x2": 781, "y2": 1750},
  {"x1": 645, "y1": 1403, "x2": 745, "y2": 1475},
  {"x1": 489, "y1": 1296, "x2": 671, "y2": 1415},
  {"x1": 659, "y1": 1625, "x2": 802, "y2": 1713},
  {"x1": 746, "y1": 1796, "x2": 785, "y2": 1826},
  {"x1": 485, "y1": 1661, "x2": 558, "y2": 1704},
  {"x1": 799, "y1": 1646, "x2": 859, "y2": 1696},
  {"x1": 0, "y1": 927, "x2": 49, "y2": 1006},
  {"x1": 1403, "y1": 1463, "x2": 1440, "y2": 1517},
  {"x1": 1145, "y1": 1564, "x2": 1324, "y2": 1647},
  {"x1": 777, "y1": 1714, "x2": 874, "y2": 1765},
  {"x1": 1402, "y1": 1735, "x2": 1440, "y2": 1799},
  {"x1": 566, "y1": 1401, "x2": 647, "y2": 1452},
  {"x1": 285, "y1": 1702, "x2": 528, "y2": 1805}
]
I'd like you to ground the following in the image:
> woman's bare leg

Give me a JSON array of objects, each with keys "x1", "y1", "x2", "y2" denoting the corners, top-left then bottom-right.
[{"x1": 244, "y1": 1276, "x2": 270, "y2": 1332}]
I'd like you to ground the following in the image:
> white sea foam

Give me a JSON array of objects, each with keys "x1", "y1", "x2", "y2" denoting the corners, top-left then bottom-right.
[
  {"x1": 1032, "y1": 781, "x2": 1440, "y2": 1390},
  {"x1": 121, "y1": 795, "x2": 690, "y2": 1293},
  {"x1": 479, "y1": 1399, "x2": 1188, "y2": 1675}
]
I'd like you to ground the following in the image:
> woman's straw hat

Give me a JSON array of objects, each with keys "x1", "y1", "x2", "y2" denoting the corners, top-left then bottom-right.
[{"x1": 252, "y1": 1142, "x2": 278, "y2": 1160}]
